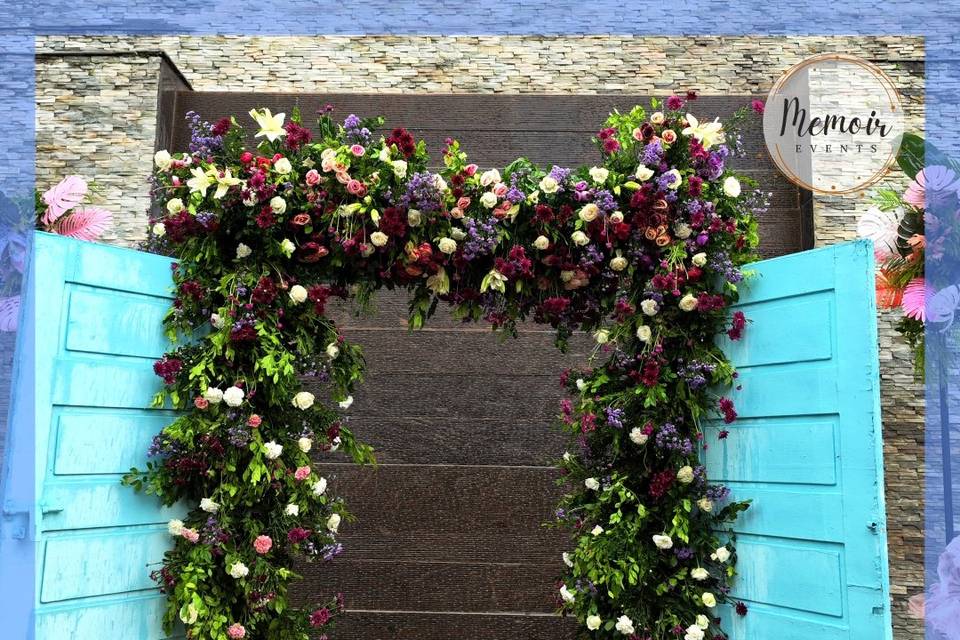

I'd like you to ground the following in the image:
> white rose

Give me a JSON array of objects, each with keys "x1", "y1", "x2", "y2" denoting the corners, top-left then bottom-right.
[
  {"x1": 674, "y1": 222, "x2": 693, "y2": 239},
  {"x1": 684, "y1": 625, "x2": 705, "y2": 640},
  {"x1": 692, "y1": 252, "x2": 707, "y2": 267},
  {"x1": 264, "y1": 441, "x2": 283, "y2": 460},
  {"x1": 274, "y1": 157, "x2": 292, "y2": 175},
  {"x1": 691, "y1": 567, "x2": 709, "y2": 581},
  {"x1": 167, "y1": 519, "x2": 185, "y2": 536},
  {"x1": 392, "y1": 159, "x2": 407, "y2": 178},
  {"x1": 609, "y1": 211, "x2": 624, "y2": 224},
  {"x1": 289, "y1": 284, "x2": 308, "y2": 304},
  {"x1": 578, "y1": 203, "x2": 599, "y2": 222},
  {"x1": 326, "y1": 343, "x2": 340, "y2": 360},
  {"x1": 285, "y1": 503, "x2": 299, "y2": 516},
  {"x1": 438, "y1": 237, "x2": 457, "y2": 254},
  {"x1": 539, "y1": 175, "x2": 559, "y2": 194},
  {"x1": 589, "y1": 166, "x2": 609, "y2": 184},
  {"x1": 575, "y1": 378, "x2": 587, "y2": 391},
  {"x1": 451, "y1": 228, "x2": 467, "y2": 241},
  {"x1": 679, "y1": 294, "x2": 699, "y2": 312},
  {"x1": 312, "y1": 477, "x2": 328, "y2": 496},
  {"x1": 664, "y1": 169, "x2": 682, "y2": 189},
  {"x1": 533, "y1": 235, "x2": 550, "y2": 250},
  {"x1": 242, "y1": 192, "x2": 257, "y2": 207},
  {"x1": 338, "y1": 395, "x2": 354, "y2": 410},
  {"x1": 298, "y1": 437, "x2": 312, "y2": 452},
  {"x1": 203, "y1": 387, "x2": 224, "y2": 405},
  {"x1": 562, "y1": 552, "x2": 574, "y2": 568},
  {"x1": 696, "y1": 615, "x2": 710, "y2": 629},
  {"x1": 701, "y1": 592, "x2": 717, "y2": 608},
  {"x1": 586, "y1": 615, "x2": 602, "y2": 630},
  {"x1": 270, "y1": 196, "x2": 287, "y2": 214},
  {"x1": 327, "y1": 513, "x2": 341, "y2": 533},
  {"x1": 615, "y1": 615, "x2": 635, "y2": 635},
  {"x1": 698, "y1": 498, "x2": 714, "y2": 512},
  {"x1": 584, "y1": 477, "x2": 600, "y2": 491},
  {"x1": 653, "y1": 534, "x2": 673, "y2": 549},
  {"x1": 236, "y1": 243, "x2": 252, "y2": 259},
  {"x1": 433, "y1": 175, "x2": 448, "y2": 192},
  {"x1": 371, "y1": 231, "x2": 388, "y2": 247},
  {"x1": 594, "y1": 329, "x2": 610, "y2": 344},
  {"x1": 152, "y1": 222, "x2": 166, "y2": 237},
  {"x1": 480, "y1": 169, "x2": 501, "y2": 187},
  {"x1": 713, "y1": 546, "x2": 731, "y2": 563},
  {"x1": 480, "y1": 191, "x2": 498, "y2": 209},
  {"x1": 407, "y1": 209, "x2": 422, "y2": 226},
  {"x1": 222, "y1": 386, "x2": 245, "y2": 407},
  {"x1": 292, "y1": 391, "x2": 315, "y2": 410},
  {"x1": 610, "y1": 256, "x2": 628, "y2": 271},
  {"x1": 677, "y1": 465, "x2": 695, "y2": 484},
  {"x1": 154, "y1": 149, "x2": 172, "y2": 170},
  {"x1": 591, "y1": 525, "x2": 604, "y2": 536},
  {"x1": 166, "y1": 198, "x2": 185, "y2": 214},
  {"x1": 210, "y1": 313, "x2": 224, "y2": 329},
  {"x1": 571, "y1": 230, "x2": 589, "y2": 246},
  {"x1": 723, "y1": 176, "x2": 741, "y2": 198},
  {"x1": 378, "y1": 146, "x2": 391, "y2": 162},
  {"x1": 636, "y1": 325, "x2": 652, "y2": 343},
  {"x1": 641, "y1": 299, "x2": 660, "y2": 316},
  {"x1": 228, "y1": 562, "x2": 249, "y2": 579},
  {"x1": 635, "y1": 165, "x2": 655, "y2": 181},
  {"x1": 200, "y1": 498, "x2": 219, "y2": 513},
  {"x1": 279, "y1": 238, "x2": 295, "y2": 258},
  {"x1": 629, "y1": 427, "x2": 648, "y2": 445},
  {"x1": 559, "y1": 585, "x2": 575, "y2": 603}
]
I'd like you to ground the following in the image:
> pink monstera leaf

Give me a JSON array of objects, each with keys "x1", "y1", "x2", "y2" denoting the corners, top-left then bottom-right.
[
  {"x1": 53, "y1": 206, "x2": 112, "y2": 241},
  {"x1": 41, "y1": 175, "x2": 88, "y2": 225},
  {"x1": 901, "y1": 277, "x2": 930, "y2": 322},
  {"x1": 0, "y1": 296, "x2": 19, "y2": 332}
]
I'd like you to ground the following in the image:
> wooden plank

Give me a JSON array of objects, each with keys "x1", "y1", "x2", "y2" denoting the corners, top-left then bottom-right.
[{"x1": 328, "y1": 611, "x2": 574, "y2": 640}]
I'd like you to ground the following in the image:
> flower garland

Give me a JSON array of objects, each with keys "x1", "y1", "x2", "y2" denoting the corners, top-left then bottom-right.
[{"x1": 126, "y1": 95, "x2": 762, "y2": 640}]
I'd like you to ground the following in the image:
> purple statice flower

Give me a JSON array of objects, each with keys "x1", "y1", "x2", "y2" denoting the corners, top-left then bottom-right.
[
  {"x1": 343, "y1": 114, "x2": 371, "y2": 145},
  {"x1": 654, "y1": 422, "x2": 694, "y2": 455},
  {"x1": 656, "y1": 172, "x2": 676, "y2": 193},
  {"x1": 679, "y1": 360, "x2": 717, "y2": 390},
  {"x1": 547, "y1": 165, "x2": 572, "y2": 188},
  {"x1": 579, "y1": 244, "x2": 604, "y2": 269},
  {"x1": 593, "y1": 189, "x2": 617, "y2": 214},
  {"x1": 185, "y1": 111, "x2": 223, "y2": 157},
  {"x1": 461, "y1": 216, "x2": 499, "y2": 260},
  {"x1": 195, "y1": 211, "x2": 218, "y2": 230},
  {"x1": 227, "y1": 423, "x2": 251, "y2": 447},
  {"x1": 401, "y1": 172, "x2": 443, "y2": 213},
  {"x1": 322, "y1": 543, "x2": 344, "y2": 561},
  {"x1": 640, "y1": 140, "x2": 663, "y2": 166},
  {"x1": 708, "y1": 252, "x2": 744, "y2": 284},
  {"x1": 604, "y1": 407, "x2": 624, "y2": 429},
  {"x1": 706, "y1": 484, "x2": 731, "y2": 502},
  {"x1": 674, "y1": 546, "x2": 695, "y2": 560}
]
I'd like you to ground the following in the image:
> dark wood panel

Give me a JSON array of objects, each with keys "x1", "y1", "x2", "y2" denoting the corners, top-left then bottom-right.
[
  {"x1": 328, "y1": 611, "x2": 575, "y2": 640},
  {"x1": 296, "y1": 560, "x2": 560, "y2": 613},
  {"x1": 319, "y1": 465, "x2": 570, "y2": 564}
]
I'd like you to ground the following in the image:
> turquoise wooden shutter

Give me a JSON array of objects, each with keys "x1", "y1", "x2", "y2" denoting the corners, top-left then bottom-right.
[
  {"x1": 706, "y1": 240, "x2": 891, "y2": 639},
  {"x1": 18, "y1": 232, "x2": 183, "y2": 639}
]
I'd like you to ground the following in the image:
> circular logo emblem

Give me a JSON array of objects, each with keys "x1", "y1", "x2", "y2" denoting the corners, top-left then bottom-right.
[{"x1": 762, "y1": 53, "x2": 904, "y2": 195}]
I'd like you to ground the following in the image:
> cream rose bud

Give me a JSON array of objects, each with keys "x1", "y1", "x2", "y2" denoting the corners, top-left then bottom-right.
[
  {"x1": 679, "y1": 294, "x2": 699, "y2": 312},
  {"x1": 270, "y1": 196, "x2": 287, "y2": 214},
  {"x1": 204, "y1": 387, "x2": 224, "y2": 404},
  {"x1": 677, "y1": 465, "x2": 695, "y2": 484},
  {"x1": 289, "y1": 284, "x2": 308, "y2": 304},
  {"x1": 652, "y1": 534, "x2": 673, "y2": 549},
  {"x1": 279, "y1": 238, "x2": 296, "y2": 258},
  {"x1": 697, "y1": 498, "x2": 714, "y2": 512},
  {"x1": 562, "y1": 451, "x2": 572, "y2": 462},
  {"x1": 438, "y1": 237, "x2": 457, "y2": 254},
  {"x1": 228, "y1": 562, "x2": 249, "y2": 579},
  {"x1": 312, "y1": 477, "x2": 327, "y2": 496},
  {"x1": 392, "y1": 159, "x2": 407, "y2": 178},
  {"x1": 636, "y1": 325, "x2": 652, "y2": 343},
  {"x1": 713, "y1": 546, "x2": 731, "y2": 563},
  {"x1": 538, "y1": 175, "x2": 559, "y2": 194},
  {"x1": 210, "y1": 313, "x2": 224, "y2": 329},
  {"x1": 298, "y1": 437, "x2": 312, "y2": 453},
  {"x1": 651, "y1": 111, "x2": 665, "y2": 125},
  {"x1": 629, "y1": 427, "x2": 648, "y2": 445},
  {"x1": 615, "y1": 615, "x2": 635, "y2": 635},
  {"x1": 338, "y1": 395, "x2": 354, "y2": 410},
  {"x1": 610, "y1": 256, "x2": 628, "y2": 271},
  {"x1": 571, "y1": 230, "x2": 590, "y2": 246},
  {"x1": 586, "y1": 615, "x2": 602, "y2": 630},
  {"x1": 223, "y1": 386, "x2": 245, "y2": 407},
  {"x1": 589, "y1": 166, "x2": 609, "y2": 184},
  {"x1": 684, "y1": 624, "x2": 705, "y2": 640},
  {"x1": 292, "y1": 391, "x2": 315, "y2": 410},
  {"x1": 584, "y1": 477, "x2": 600, "y2": 491},
  {"x1": 480, "y1": 168, "x2": 501, "y2": 187},
  {"x1": 370, "y1": 231, "x2": 388, "y2": 247},
  {"x1": 723, "y1": 175, "x2": 741, "y2": 198},
  {"x1": 154, "y1": 149, "x2": 172, "y2": 170},
  {"x1": 325, "y1": 343, "x2": 340, "y2": 359},
  {"x1": 635, "y1": 165, "x2": 655, "y2": 181},
  {"x1": 378, "y1": 146, "x2": 391, "y2": 161},
  {"x1": 674, "y1": 222, "x2": 693, "y2": 239},
  {"x1": 701, "y1": 592, "x2": 717, "y2": 608},
  {"x1": 285, "y1": 503, "x2": 299, "y2": 516},
  {"x1": 152, "y1": 222, "x2": 166, "y2": 237},
  {"x1": 167, "y1": 519, "x2": 185, "y2": 536},
  {"x1": 691, "y1": 567, "x2": 709, "y2": 581},
  {"x1": 274, "y1": 157, "x2": 293, "y2": 175},
  {"x1": 479, "y1": 191, "x2": 498, "y2": 209},
  {"x1": 451, "y1": 228, "x2": 467, "y2": 241},
  {"x1": 200, "y1": 498, "x2": 219, "y2": 513},
  {"x1": 594, "y1": 329, "x2": 611, "y2": 344},
  {"x1": 166, "y1": 198, "x2": 185, "y2": 214},
  {"x1": 407, "y1": 209, "x2": 422, "y2": 226},
  {"x1": 692, "y1": 252, "x2": 708, "y2": 267},
  {"x1": 326, "y1": 513, "x2": 342, "y2": 533},
  {"x1": 575, "y1": 378, "x2": 587, "y2": 391},
  {"x1": 531, "y1": 235, "x2": 549, "y2": 251},
  {"x1": 578, "y1": 203, "x2": 600, "y2": 222},
  {"x1": 559, "y1": 585, "x2": 575, "y2": 603},
  {"x1": 236, "y1": 243, "x2": 252, "y2": 259},
  {"x1": 562, "y1": 552, "x2": 574, "y2": 568},
  {"x1": 609, "y1": 211, "x2": 624, "y2": 224},
  {"x1": 264, "y1": 441, "x2": 283, "y2": 459},
  {"x1": 433, "y1": 175, "x2": 448, "y2": 192},
  {"x1": 591, "y1": 525, "x2": 604, "y2": 536},
  {"x1": 641, "y1": 299, "x2": 660, "y2": 316},
  {"x1": 696, "y1": 615, "x2": 710, "y2": 630}
]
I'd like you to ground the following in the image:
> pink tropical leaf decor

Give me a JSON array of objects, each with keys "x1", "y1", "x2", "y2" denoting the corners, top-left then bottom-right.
[
  {"x1": 41, "y1": 175, "x2": 88, "y2": 225},
  {"x1": 0, "y1": 296, "x2": 20, "y2": 332},
  {"x1": 856, "y1": 205, "x2": 902, "y2": 258},
  {"x1": 901, "y1": 277, "x2": 929, "y2": 322},
  {"x1": 53, "y1": 206, "x2": 112, "y2": 241}
]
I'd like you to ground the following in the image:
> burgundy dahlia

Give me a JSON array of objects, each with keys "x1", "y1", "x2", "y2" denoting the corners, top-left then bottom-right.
[
  {"x1": 309, "y1": 608, "x2": 331, "y2": 627},
  {"x1": 153, "y1": 356, "x2": 182, "y2": 385}
]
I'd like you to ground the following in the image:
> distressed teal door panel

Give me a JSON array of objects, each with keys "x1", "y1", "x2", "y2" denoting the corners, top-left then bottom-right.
[
  {"x1": 25, "y1": 233, "x2": 183, "y2": 639},
  {"x1": 707, "y1": 240, "x2": 891, "y2": 640}
]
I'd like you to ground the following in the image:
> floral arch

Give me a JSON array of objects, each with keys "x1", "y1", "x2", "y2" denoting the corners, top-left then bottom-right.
[{"x1": 127, "y1": 95, "x2": 761, "y2": 640}]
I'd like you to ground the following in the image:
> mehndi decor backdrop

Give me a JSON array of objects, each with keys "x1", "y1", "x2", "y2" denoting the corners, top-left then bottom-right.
[{"x1": 126, "y1": 95, "x2": 764, "y2": 640}]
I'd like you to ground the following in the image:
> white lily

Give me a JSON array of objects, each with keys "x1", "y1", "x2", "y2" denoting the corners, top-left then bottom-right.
[
  {"x1": 213, "y1": 168, "x2": 242, "y2": 200},
  {"x1": 187, "y1": 166, "x2": 214, "y2": 197},
  {"x1": 681, "y1": 114, "x2": 725, "y2": 149},
  {"x1": 249, "y1": 108, "x2": 287, "y2": 142}
]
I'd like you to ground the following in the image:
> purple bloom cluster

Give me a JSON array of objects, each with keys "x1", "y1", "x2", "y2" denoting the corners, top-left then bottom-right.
[
  {"x1": 547, "y1": 165, "x2": 572, "y2": 187},
  {"x1": 706, "y1": 484, "x2": 731, "y2": 502},
  {"x1": 185, "y1": 111, "x2": 223, "y2": 157},
  {"x1": 593, "y1": 189, "x2": 617, "y2": 214},
  {"x1": 227, "y1": 423, "x2": 252, "y2": 447},
  {"x1": 696, "y1": 145, "x2": 729, "y2": 180},
  {"x1": 402, "y1": 172, "x2": 443, "y2": 213},
  {"x1": 678, "y1": 360, "x2": 716, "y2": 390},
  {"x1": 640, "y1": 140, "x2": 663, "y2": 167},
  {"x1": 708, "y1": 252, "x2": 744, "y2": 284},
  {"x1": 321, "y1": 543, "x2": 344, "y2": 561},
  {"x1": 605, "y1": 406, "x2": 624, "y2": 429},
  {"x1": 343, "y1": 114, "x2": 371, "y2": 145},
  {"x1": 461, "y1": 216, "x2": 499, "y2": 260},
  {"x1": 654, "y1": 422, "x2": 694, "y2": 455}
]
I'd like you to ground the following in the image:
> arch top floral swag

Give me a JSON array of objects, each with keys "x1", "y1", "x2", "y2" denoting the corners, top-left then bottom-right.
[{"x1": 126, "y1": 93, "x2": 764, "y2": 640}]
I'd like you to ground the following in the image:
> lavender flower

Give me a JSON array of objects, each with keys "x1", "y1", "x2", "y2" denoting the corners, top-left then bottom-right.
[
  {"x1": 654, "y1": 423, "x2": 694, "y2": 455},
  {"x1": 462, "y1": 216, "x2": 499, "y2": 260},
  {"x1": 640, "y1": 141, "x2": 663, "y2": 166},
  {"x1": 185, "y1": 111, "x2": 223, "y2": 157},
  {"x1": 343, "y1": 114, "x2": 371, "y2": 145},
  {"x1": 402, "y1": 172, "x2": 443, "y2": 213}
]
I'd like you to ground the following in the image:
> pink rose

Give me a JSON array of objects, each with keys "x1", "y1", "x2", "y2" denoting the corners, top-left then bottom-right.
[
  {"x1": 661, "y1": 129, "x2": 677, "y2": 144},
  {"x1": 494, "y1": 184, "x2": 508, "y2": 197},
  {"x1": 294, "y1": 466, "x2": 311, "y2": 481},
  {"x1": 346, "y1": 180, "x2": 364, "y2": 195},
  {"x1": 465, "y1": 164, "x2": 478, "y2": 176},
  {"x1": 247, "y1": 414, "x2": 262, "y2": 428},
  {"x1": 350, "y1": 145, "x2": 365, "y2": 157},
  {"x1": 181, "y1": 528, "x2": 199, "y2": 543},
  {"x1": 194, "y1": 397, "x2": 209, "y2": 410},
  {"x1": 305, "y1": 169, "x2": 320, "y2": 186},
  {"x1": 253, "y1": 535, "x2": 273, "y2": 555},
  {"x1": 336, "y1": 172, "x2": 350, "y2": 185},
  {"x1": 227, "y1": 623, "x2": 246, "y2": 639},
  {"x1": 632, "y1": 127, "x2": 644, "y2": 141},
  {"x1": 456, "y1": 197, "x2": 471, "y2": 209}
]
